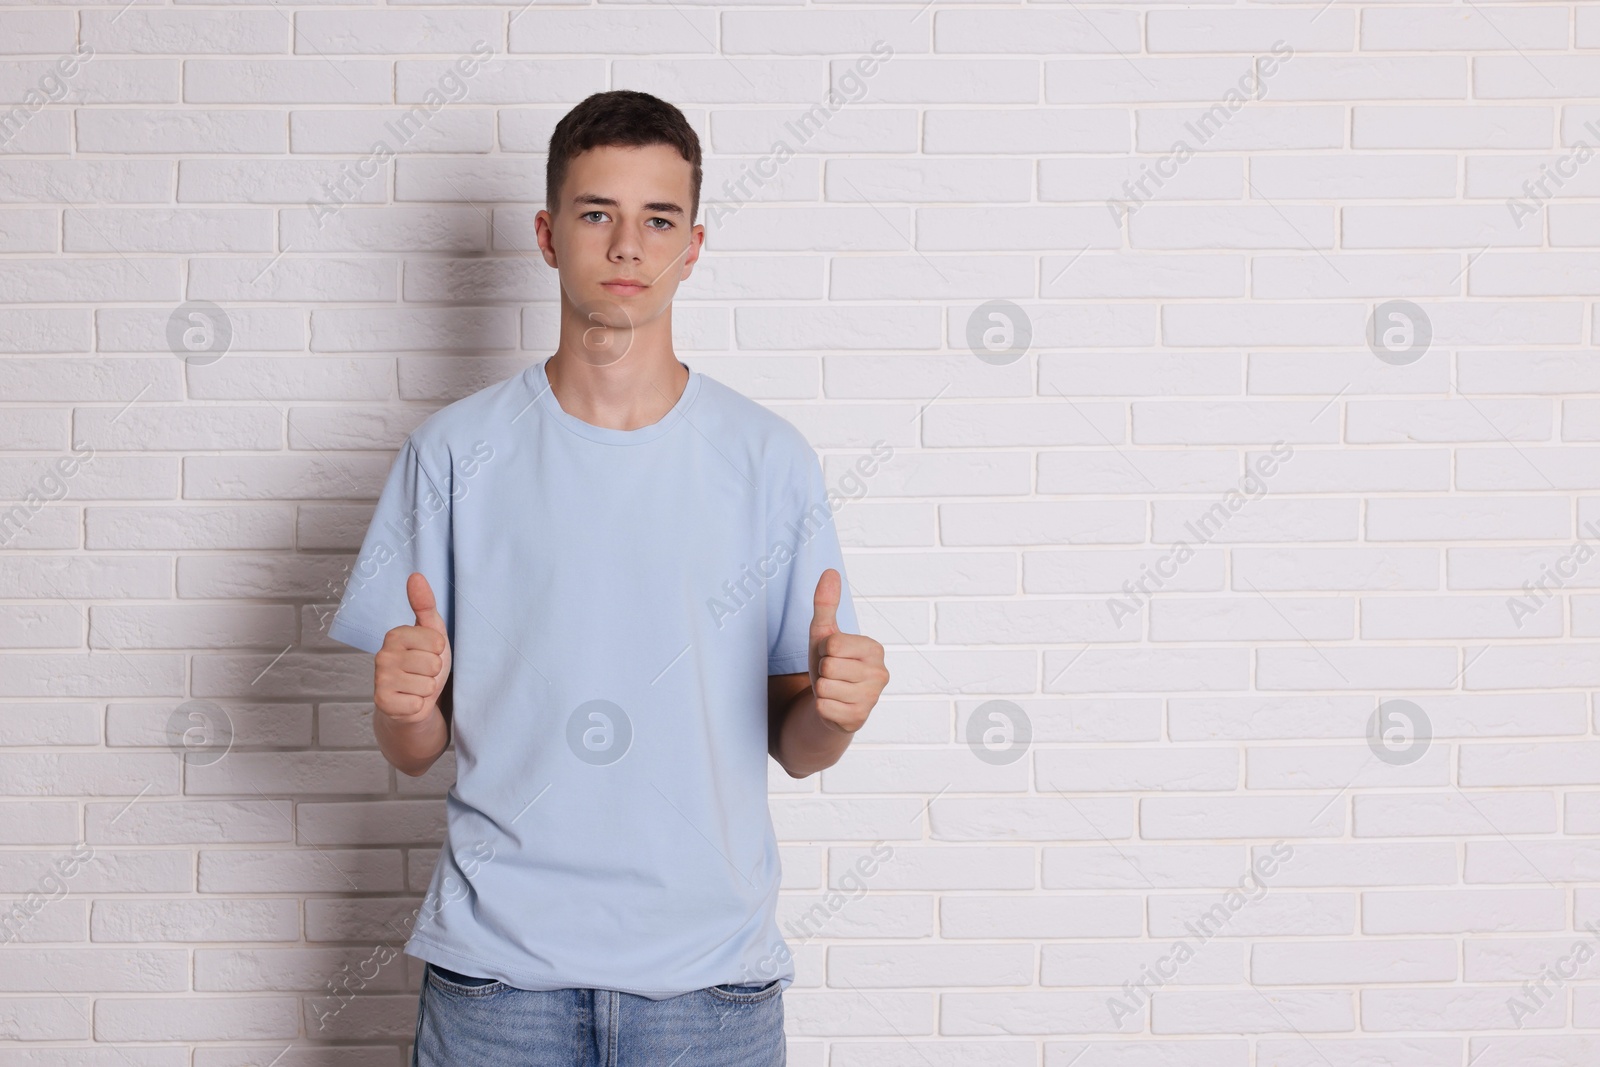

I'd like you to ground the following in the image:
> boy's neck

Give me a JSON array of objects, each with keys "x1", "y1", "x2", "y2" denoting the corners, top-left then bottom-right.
[{"x1": 543, "y1": 349, "x2": 690, "y2": 433}]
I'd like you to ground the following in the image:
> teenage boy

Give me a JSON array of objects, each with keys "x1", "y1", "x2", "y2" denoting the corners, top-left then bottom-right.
[{"x1": 326, "y1": 89, "x2": 889, "y2": 1066}]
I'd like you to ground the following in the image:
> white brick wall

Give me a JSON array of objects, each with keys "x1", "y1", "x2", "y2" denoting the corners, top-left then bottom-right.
[{"x1": 2, "y1": 3, "x2": 1599, "y2": 1064}]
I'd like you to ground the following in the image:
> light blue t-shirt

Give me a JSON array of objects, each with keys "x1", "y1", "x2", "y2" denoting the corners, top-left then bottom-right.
[{"x1": 327, "y1": 355, "x2": 858, "y2": 998}]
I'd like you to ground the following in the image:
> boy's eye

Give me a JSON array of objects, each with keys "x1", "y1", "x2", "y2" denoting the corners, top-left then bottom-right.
[{"x1": 580, "y1": 211, "x2": 671, "y2": 230}]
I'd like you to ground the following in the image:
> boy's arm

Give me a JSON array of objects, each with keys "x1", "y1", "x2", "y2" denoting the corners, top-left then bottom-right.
[
  {"x1": 374, "y1": 692, "x2": 449, "y2": 778},
  {"x1": 768, "y1": 672, "x2": 847, "y2": 778},
  {"x1": 767, "y1": 568, "x2": 889, "y2": 778},
  {"x1": 371, "y1": 572, "x2": 454, "y2": 778}
]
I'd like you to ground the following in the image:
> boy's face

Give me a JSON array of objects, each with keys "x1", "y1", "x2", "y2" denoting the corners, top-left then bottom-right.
[{"x1": 537, "y1": 143, "x2": 704, "y2": 342}]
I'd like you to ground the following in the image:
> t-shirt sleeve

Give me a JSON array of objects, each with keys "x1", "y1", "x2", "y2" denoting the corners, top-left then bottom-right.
[
  {"x1": 326, "y1": 436, "x2": 455, "y2": 656},
  {"x1": 766, "y1": 436, "x2": 859, "y2": 676}
]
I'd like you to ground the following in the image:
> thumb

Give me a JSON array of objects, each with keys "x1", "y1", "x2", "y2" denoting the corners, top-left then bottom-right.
[
  {"x1": 407, "y1": 572, "x2": 447, "y2": 636},
  {"x1": 810, "y1": 568, "x2": 841, "y2": 640}
]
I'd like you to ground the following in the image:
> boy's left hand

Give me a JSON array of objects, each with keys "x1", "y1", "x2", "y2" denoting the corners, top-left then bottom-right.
[{"x1": 808, "y1": 568, "x2": 889, "y2": 734}]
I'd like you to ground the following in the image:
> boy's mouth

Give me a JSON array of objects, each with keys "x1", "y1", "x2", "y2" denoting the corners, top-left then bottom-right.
[{"x1": 601, "y1": 279, "x2": 647, "y2": 296}]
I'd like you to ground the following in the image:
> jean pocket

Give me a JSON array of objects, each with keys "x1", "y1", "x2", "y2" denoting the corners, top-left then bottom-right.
[
  {"x1": 426, "y1": 962, "x2": 508, "y2": 997},
  {"x1": 705, "y1": 977, "x2": 783, "y2": 1004}
]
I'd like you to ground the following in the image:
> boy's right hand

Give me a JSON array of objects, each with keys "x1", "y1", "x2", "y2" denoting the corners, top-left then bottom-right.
[{"x1": 375, "y1": 572, "x2": 452, "y2": 725}]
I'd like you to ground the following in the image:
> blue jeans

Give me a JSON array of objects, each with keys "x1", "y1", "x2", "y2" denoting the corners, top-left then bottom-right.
[{"x1": 413, "y1": 963, "x2": 786, "y2": 1066}]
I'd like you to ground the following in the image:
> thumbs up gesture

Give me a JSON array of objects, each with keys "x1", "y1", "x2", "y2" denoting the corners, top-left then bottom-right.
[
  {"x1": 807, "y1": 568, "x2": 888, "y2": 735},
  {"x1": 374, "y1": 572, "x2": 453, "y2": 726}
]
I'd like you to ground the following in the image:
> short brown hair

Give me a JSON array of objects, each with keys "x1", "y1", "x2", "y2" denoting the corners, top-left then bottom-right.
[{"x1": 545, "y1": 91, "x2": 703, "y2": 224}]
